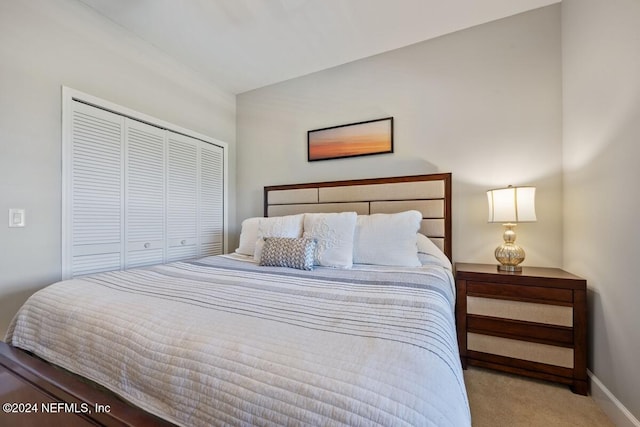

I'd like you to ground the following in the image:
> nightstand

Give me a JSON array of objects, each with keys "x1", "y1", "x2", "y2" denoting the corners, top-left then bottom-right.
[{"x1": 455, "y1": 263, "x2": 588, "y2": 395}]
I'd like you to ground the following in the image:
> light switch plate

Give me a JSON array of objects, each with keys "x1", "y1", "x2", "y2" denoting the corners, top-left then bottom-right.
[{"x1": 9, "y1": 209, "x2": 25, "y2": 227}]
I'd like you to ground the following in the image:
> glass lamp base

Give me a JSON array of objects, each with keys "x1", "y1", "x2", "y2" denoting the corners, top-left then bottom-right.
[{"x1": 494, "y1": 242, "x2": 525, "y2": 272}]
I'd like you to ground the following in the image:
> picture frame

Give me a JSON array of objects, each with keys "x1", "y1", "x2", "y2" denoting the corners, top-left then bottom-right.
[{"x1": 307, "y1": 117, "x2": 394, "y2": 162}]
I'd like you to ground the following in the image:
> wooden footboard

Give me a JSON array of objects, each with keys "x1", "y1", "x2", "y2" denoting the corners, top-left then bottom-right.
[{"x1": 0, "y1": 341, "x2": 174, "y2": 427}]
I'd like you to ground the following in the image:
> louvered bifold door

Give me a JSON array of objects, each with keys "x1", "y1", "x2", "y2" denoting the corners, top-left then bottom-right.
[
  {"x1": 166, "y1": 132, "x2": 198, "y2": 262},
  {"x1": 125, "y1": 120, "x2": 166, "y2": 268},
  {"x1": 67, "y1": 102, "x2": 124, "y2": 277},
  {"x1": 199, "y1": 143, "x2": 224, "y2": 257}
]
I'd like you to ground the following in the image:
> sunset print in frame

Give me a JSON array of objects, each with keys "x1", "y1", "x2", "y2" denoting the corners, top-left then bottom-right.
[{"x1": 307, "y1": 117, "x2": 394, "y2": 162}]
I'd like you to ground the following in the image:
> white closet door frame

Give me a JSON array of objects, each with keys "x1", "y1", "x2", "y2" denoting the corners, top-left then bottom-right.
[{"x1": 62, "y1": 87, "x2": 229, "y2": 279}]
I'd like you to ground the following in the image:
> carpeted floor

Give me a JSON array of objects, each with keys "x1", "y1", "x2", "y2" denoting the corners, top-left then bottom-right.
[{"x1": 464, "y1": 367, "x2": 614, "y2": 426}]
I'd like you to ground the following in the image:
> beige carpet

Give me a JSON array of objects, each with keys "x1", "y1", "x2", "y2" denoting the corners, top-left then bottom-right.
[{"x1": 464, "y1": 367, "x2": 614, "y2": 427}]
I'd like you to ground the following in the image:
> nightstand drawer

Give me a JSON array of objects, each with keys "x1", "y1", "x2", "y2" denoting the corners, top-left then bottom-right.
[
  {"x1": 467, "y1": 332, "x2": 574, "y2": 368},
  {"x1": 467, "y1": 296, "x2": 573, "y2": 326},
  {"x1": 467, "y1": 281, "x2": 573, "y2": 304},
  {"x1": 467, "y1": 315, "x2": 574, "y2": 346}
]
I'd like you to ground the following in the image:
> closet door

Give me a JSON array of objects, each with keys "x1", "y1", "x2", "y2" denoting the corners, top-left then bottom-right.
[
  {"x1": 166, "y1": 132, "x2": 198, "y2": 262},
  {"x1": 63, "y1": 90, "x2": 227, "y2": 278},
  {"x1": 199, "y1": 143, "x2": 224, "y2": 257},
  {"x1": 125, "y1": 120, "x2": 166, "y2": 268},
  {"x1": 67, "y1": 102, "x2": 124, "y2": 277}
]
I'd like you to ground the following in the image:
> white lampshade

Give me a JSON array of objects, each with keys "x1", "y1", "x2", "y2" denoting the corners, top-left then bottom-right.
[{"x1": 487, "y1": 186, "x2": 536, "y2": 223}]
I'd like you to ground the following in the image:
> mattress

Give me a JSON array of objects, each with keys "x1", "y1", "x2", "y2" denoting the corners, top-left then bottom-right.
[{"x1": 6, "y1": 254, "x2": 470, "y2": 426}]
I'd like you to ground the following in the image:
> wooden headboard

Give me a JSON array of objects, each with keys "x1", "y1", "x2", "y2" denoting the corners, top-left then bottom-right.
[{"x1": 264, "y1": 173, "x2": 452, "y2": 260}]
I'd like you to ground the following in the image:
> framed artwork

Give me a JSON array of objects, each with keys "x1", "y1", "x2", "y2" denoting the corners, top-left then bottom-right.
[{"x1": 307, "y1": 117, "x2": 393, "y2": 162}]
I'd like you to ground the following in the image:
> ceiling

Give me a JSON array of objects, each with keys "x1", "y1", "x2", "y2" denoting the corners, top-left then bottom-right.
[{"x1": 78, "y1": 0, "x2": 559, "y2": 94}]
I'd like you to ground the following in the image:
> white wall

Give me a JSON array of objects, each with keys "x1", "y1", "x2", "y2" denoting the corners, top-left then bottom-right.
[
  {"x1": 237, "y1": 5, "x2": 562, "y2": 266},
  {"x1": 562, "y1": 0, "x2": 640, "y2": 422},
  {"x1": 0, "y1": 0, "x2": 236, "y2": 337}
]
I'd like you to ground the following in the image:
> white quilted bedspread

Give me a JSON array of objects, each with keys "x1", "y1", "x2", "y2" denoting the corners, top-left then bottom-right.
[{"x1": 7, "y1": 255, "x2": 470, "y2": 427}]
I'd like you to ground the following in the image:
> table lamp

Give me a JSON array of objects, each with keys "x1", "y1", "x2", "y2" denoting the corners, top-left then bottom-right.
[{"x1": 486, "y1": 185, "x2": 536, "y2": 272}]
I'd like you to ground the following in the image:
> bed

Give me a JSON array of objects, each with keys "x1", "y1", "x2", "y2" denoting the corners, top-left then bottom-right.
[{"x1": 4, "y1": 173, "x2": 470, "y2": 426}]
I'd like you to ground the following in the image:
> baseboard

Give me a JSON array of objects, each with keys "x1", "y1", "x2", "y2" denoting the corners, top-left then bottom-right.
[{"x1": 589, "y1": 370, "x2": 640, "y2": 427}]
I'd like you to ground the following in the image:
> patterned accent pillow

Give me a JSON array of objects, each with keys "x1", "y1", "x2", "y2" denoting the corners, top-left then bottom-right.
[{"x1": 259, "y1": 237, "x2": 317, "y2": 271}]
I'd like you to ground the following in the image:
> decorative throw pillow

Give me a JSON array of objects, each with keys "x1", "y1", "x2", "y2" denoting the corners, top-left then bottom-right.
[
  {"x1": 353, "y1": 210, "x2": 422, "y2": 267},
  {"x1": 235, "y1": 217, "x2": 262, "y2": 256},
  {"x1": 303, "y1": 212, "x2": 357, "y2": 268},
  {"x1": 259, "y1": 237, "x2": 317, "y2": 271}
]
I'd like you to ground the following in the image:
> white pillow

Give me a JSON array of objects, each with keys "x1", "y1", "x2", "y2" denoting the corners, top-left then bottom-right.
[
  {"x1": 303, "y1": 212, "x2": 357, "y2": 268},
  {"x1": 237, "y1": 215, "x2": 304, "y2": 258},
  {"x1": 253, "y1": 214, "x2": 305, "y2": 261},
  {"x1": 235, "y1": 217, "x2": 261, "y2": 256},
  {"x1": 417, "y1": 233, "x2": 452, "y2": 270},
  {"x1": 353, "y1": 211, "x2": 422, "y2": 267},
  {"x1": 257, "y1": 214, "x2": 304, "y2": 239}
]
